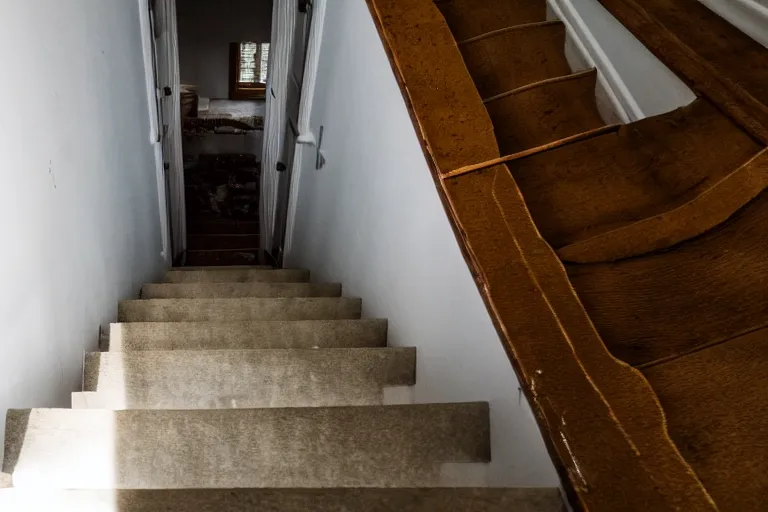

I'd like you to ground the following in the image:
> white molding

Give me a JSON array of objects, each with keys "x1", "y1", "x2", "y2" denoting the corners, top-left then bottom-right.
[
  {"x1": 137, "y1": 0, "x2": 171, "y2": 262},
  {"x1": 282, "y1": 141, "x2": 304, "y2": 263},
  {"x1": 284, "y1": 0, "x2": 328, "y2": 263},
  {"x1": 547, "y1": 0, "x2": 641, "y2": 122},
  {"x1": 697, "y1": 0, "x2": 768, "y2": 49},
  {"x1": 297, "y1": 0, "x2": 327, "y2": 138},
  {"x1": 152, "y1": 0, "x2": 186, "y2": 258}
]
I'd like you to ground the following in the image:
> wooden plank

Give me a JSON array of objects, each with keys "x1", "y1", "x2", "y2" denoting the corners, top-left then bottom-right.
[
  {"x1": 506, "y1": 99, "x2": 761, "y2": 251},
  {"x1": 458, "y1": 21, "x2": 570, "y2": 98},
  {"x1": 643, "y1": 326, "x2": 768, "y2": 511},
  {"x1": 485, "y1": 69, "x2": 605, "y2": 153},
  {"x1": 435, "y1": 0, "x2": 546, "y2": 41},
  {"x1": 567, "y1": 191, "x2": 768, "y2": 366},
  {"x1": 559, "y1": 147, "x2": 768, "y2": 263}
]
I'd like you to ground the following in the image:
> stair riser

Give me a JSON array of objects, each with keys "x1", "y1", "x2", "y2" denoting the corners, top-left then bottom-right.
[
  {"x1": 173, "y1": 265, "x2": 272, "y2": 271},
  {"x1": 117, "y1": 298, "x2": 362, "y2": 323},
  {"x1": 4, "y1": 405, "x2": 490, "y2": 489},
  {"x1": 187, "y1": 220, "x2": 259, "y2": 235},
  {"x1": 187, "y1": 235, "x2": 260, "y2": 251},
  {"x1": 108, "y1": 320, "x2": 388, "y2": 351},
  {"x1": 141, "y1": 283, "x2": 342, "y2": 299},
  {"x1": 185, "y1": 251, "x2": 260, "y2": 266},
  {"x1": 77, "y1": 349, "x2": 416, "y2": 409},
  {"x1": 164, "y1": 269, "x2": 309, "y2": 283}
]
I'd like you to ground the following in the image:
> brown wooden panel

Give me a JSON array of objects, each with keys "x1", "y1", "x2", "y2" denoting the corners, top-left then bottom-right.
[
  {"x1": 443, "y1": 166, "x2": 715, "y2": 511},
  {"x1": 597, "y1": 0, "x2": 768, "y2": 144},
  {"x1": 368, "y1": 0, "x2": 499, "y2": 172},
  {"x1": 643, "y1": 327, "x2": 768, "y2": 511},
  {"x1": 486, "y1": 70, "x2": 605, "y2": 153},
  {"x1": 509, "y1": 99, "x2": 761, "y2": 248},
  {"x1": 366, "y1": 0, "x2": 718, "y2": 509},
  {"x1": 567, "y1": 191, "x2": 768, "y2": 366},
  {"x1": 459, "y1": 21, "x2": 570, "y2": 98},
  {"x1": 435, "y1": 0, "x2": 547, "y2": 42},
  {"x1": 559, "y1": 148, "x2": 768, "y2": 263}
]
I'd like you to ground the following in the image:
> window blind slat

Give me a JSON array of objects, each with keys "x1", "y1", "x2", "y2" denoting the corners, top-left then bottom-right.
[{"x1": 239, "y1": 42, "x2": 270, "y2": 84}]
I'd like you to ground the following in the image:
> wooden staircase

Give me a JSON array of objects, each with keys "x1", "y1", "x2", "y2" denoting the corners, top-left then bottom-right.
[{"x1": 368, "y1": 0, "x2": 768, "y2": 509}]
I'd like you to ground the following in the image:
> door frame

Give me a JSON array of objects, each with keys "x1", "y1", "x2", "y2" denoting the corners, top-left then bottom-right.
[
  {"x1": 138, "y1": 0, "x2": 186, "y2": 262},
  {"x1": 282, "y1": 0, "x2": 327, "y2": 264},
  {"x1": 138, "y1": 0, "x2": 172, "y2": 263}
]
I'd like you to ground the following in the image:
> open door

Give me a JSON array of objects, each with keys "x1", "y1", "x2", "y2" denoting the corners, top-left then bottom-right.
[
  {"x1": 150, "y1": 0, "x2": 186, "y2": 261},
  {"x1": 271, "y1": 1, "x2": 314, "y2": 265}
]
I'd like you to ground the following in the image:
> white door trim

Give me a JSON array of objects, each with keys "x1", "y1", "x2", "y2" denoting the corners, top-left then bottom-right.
[
  {"x1": 283, "y1": 0, "x2": 327, "y2": 263},
  {"x1": 137, "y1": 0, "x2": 171, "y2": 263},
  {"x1": 151, "y1": 0, "x2": 186, "y2": 260},
  {"x1": 261, "y1": 2, "x2": 298, "y2": 253}
]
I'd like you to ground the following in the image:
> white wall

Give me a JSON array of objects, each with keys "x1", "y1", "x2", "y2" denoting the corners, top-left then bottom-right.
[
  {"x1": 177, "y1": 0, "x2": 273, "y2": 99},
  {"x1": 286, "y1": 0, "x2": 559, "y2": 487},
  {"x1": 0, "y1": 0, "x2": 167, "y2": 461}
]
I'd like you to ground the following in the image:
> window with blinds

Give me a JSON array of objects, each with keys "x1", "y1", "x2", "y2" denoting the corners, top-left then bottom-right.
[
  {"x1": 238, "y1": 42, "x2": 270, "y2": 84},
  {"x1": 230, "y1": 42, "x2": 269, "y2": 100}
]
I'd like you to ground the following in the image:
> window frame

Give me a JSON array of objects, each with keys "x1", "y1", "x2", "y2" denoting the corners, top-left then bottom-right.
[{"x1": 229, "y1": 42, "x2": 268, "y2": 100}]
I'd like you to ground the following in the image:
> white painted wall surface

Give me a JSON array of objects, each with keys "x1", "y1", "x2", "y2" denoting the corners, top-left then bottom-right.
[
  {"x1": 286, "y1": 0, "x2": 559, "y2": 487},
  {"x1": 177, "y1": 0, "x2": 273, "y2": 99},
  {"x1": 0, "y1": 0, "x2": 167, "y2": 461}
]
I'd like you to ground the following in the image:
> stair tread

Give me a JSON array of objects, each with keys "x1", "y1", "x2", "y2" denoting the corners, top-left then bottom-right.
[
  {"x1": 108, "y1": 319, "x2": 388, "y2": 351},
  {"x1": 558, "y1": 147, "x2": 768, "y2": 263},
  {"x1": 142, "y1": 282, "x2": 342, "y2": 299},
  {"x1": 567, "y1": 190, "x2": 768, "y2": 367},
  {"x1": 4, "y1": 404, "x2": 490, "y2": 489},
  {"x1": 164, "y1": 268, "x2": 309, "y2": 283},
  {"x1": 79, "y1": 347, "x2": 416, "y2": 409},
  {"x1": 510, "y1": 99, "x2": 762, "y2": 249},
  {"x1": 486, "y1": 69, "x2": 605, "y2": 154},
  {"x1": 0, "y1": 487, "x2": 565, "y2": 511},
  {"x1": 460, "y1": 21, "x2": 570, "y2": 98},
  {"x1": 436, "y1": 0, "x2": 547, "y2": 41},
  {"x1": 118, "y1": 297, "x2": 363, "y2": 323}
]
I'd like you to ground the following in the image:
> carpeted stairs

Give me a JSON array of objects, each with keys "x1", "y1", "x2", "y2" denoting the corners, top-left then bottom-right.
[{"x1": 1, "y1": 265, "x2": 564, "y2": 511}]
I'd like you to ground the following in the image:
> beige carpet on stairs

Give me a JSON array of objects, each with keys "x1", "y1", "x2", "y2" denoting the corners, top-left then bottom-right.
[{"x1": 1, "y1": 265, "x2": 564, "y2": 511}]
